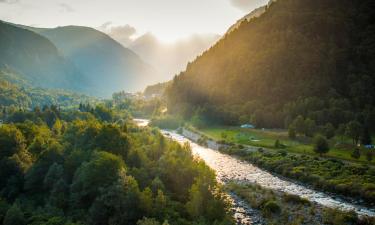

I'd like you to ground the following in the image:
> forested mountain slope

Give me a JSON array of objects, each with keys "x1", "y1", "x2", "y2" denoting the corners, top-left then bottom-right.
[
  {"x1": 166, "y1": 0, "x2": 375, "y2": 129},
  {"x1": 0, "y1": 69, "x2": 96, "y2": 109},
  {"x1": 37, "y1": 26, "x2": 158, "y2": 97},
  {"x1": 0, "y1": 21, "x2": 87, "y2": 92}
]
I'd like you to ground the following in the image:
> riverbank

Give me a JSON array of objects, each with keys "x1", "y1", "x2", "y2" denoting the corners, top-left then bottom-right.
[
  {"x1": 182, "y1": 126, "x2": 375, "y2": 206},
  {"x1": 134, "y1": 119, "x2": 261, "y2": 225},
  {"x1": 227, "y1": 182, "x2": 375, "y2": 225},
  {"x1": 171, "y1": 127, "x2": 375, "y2": 217}
]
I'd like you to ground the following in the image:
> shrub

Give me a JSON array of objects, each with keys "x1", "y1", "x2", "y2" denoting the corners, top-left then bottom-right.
[
  {"x1": 288, "y1": 125, "x2": 296, "y2": 139},
  {"x1": 313, "y1": 135, "x2": 329, "y2": 156},
  {"x1": 284, "y1": 194, "x2": 310, "y2": 205},
  {"x1": 366, "y1": 151, "x2": 373, "y2": 162},
  {"x1": 351, "y1": 148, "x2": 361, "y2": 159},
  {"x1": 262, "y1": 200, "x2": 281, "y2": 215},
  {"x1": 277, "y1": 149, "x2": 287, "y2": 156}
]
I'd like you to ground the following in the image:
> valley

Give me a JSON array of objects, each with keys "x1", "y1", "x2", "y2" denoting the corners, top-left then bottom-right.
[
  {"x1": 135, "y1": 119, "x2": 375, "y2": 224},
  {"x1": 0, "y1": 0, "x2": 375, "y2": 224}
]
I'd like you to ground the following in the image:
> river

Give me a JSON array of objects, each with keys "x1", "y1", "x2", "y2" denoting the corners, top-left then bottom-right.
[{"x1": 134, "y1": 119, "x2": 375, "y2": 224}]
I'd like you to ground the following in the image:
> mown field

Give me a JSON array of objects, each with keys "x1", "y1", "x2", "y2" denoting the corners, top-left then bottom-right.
[{"x1": 197, "y1": 126, "x2": 375, "y2": 165}]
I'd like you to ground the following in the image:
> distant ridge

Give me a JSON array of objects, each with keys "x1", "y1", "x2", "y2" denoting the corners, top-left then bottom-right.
[
  {"x1": 0, "y1": 21, "x2": 88, "y2": 92},
  {"x1": 1, "y1": 21, "x2": 159, "y2": 97}
]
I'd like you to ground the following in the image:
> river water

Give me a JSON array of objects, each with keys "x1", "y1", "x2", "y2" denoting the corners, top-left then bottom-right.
[{"x1": 134, "y1": 119, "x2": 375, "y2": 223}]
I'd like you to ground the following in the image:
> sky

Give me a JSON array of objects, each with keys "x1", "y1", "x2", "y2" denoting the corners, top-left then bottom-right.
[{"x1": 0, "y1": 0, "x2": 268, "y2": 42}]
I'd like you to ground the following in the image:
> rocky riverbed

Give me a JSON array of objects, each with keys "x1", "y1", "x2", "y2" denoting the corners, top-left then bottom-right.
[{"x1": 134, "y1": 119, "x2": 375, "y2": 224}]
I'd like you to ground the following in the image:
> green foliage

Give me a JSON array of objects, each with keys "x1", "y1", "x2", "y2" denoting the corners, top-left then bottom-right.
[
  {"x1": 0, "y1": 108, "x2": 233, "y2": 224},
  {"x1": 274, "y1": 140, "x2": 280, "y2": 148},
  {"x1": 0, "y1": 70, "x2": 96, "y2": 110},
  {"x1": 220, "y1": 147, "x2": 375, "y2": 204},
  {"x1": 262, "y1": 201, "x2": 281, "y2": 215},
  {"x1": 346, "y1": 121, "x2": 362, "y2": 145},
  {"x1": 323, "y1": 123, "x2": 336, "y2": 139},
  {"x1": 95, "y1": 124, "x2": 130, "y2": 159},
  {"x1": 0, "y1": 125, "x2": 26, "y2": 158},
  {"x1": 351, "y1": 148, "x2": 361, "y2": 160},
  {"x1": 288, "y1": 125, "x2": 296, "y2": 139},
  {"x1": 165, "y1": 0, "x2": 375, "y2": 135},
  {"x1": 3, "y1": 204, "x2": 25, "y2": 225},
  {"x1": 313, "y1": 135, "x2": 330, "y2": 156},
  {"x1": 366, "y1": 151, "x2": 373, "y2": 162},
  {"x1": 71, "y1": 151, "x2": 126, "y2": 208},
  {"x1": 361, "y1": 126, "x2": 372, "y2": 145},
  {"x1": 137, "y1": 218, "x2": 160, "y2": 225},
  {"x1": 227, "y1": 183, "x2": 374, "y2": 225},
  {"x1": 0, "y1": 198, "x2": 10, "y2": 223}
]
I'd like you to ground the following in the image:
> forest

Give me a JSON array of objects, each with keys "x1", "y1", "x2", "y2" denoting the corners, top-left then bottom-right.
[
  {"x1": 0, "y1": 70, "x2": 96, "y2": 110},
  {"x1": 165, "y1": 0, "x2": 375, "y2": 138},
  {"x1": 0, "y1": 103, "x2": 233, "y2": 225}
]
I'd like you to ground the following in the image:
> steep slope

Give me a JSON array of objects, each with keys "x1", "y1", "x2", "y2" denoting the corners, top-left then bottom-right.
[
  {"x1": 226, "y1": 6, "x2": 267, "y2": 34},
  {"x1": 0, "y1": 69, "x2": 96, "y2": 109},
  {"x1": 166, "y1": 0, "x2": 375, "y2": 128},
  {"x1": 0, "y1": 21, "x2": 86, "y2": 92},
  {"x1": 37, "y1": 26, "x2": 158, "y2": 97},
  {"x1": 226, "y1": 0, "x2": 277, "y2": 34}
]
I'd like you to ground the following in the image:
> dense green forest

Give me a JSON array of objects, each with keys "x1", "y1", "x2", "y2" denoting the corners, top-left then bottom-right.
[
  {"x1": 0, "y1": 103, "x2": 233, "y2": 225},
  {"x1": 165, "y1": 0, "x2": 375, "y2": 137},
  {"x1": 0, "y1": 70, "x2": 96, "y2": 110}
]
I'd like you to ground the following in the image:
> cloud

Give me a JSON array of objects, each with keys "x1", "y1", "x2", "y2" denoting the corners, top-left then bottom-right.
[
  {"x1": 229, "y1": 0, "x2": 268, "y2": 12},
  {"x1": 59, "y1": 3, "x2": 74, "y2": 13},
  {"x1": 0, "y1": 0, "x2": 19, "y2": 4},
  {"x1": 99, "y1": 22, "x2": 137, "y2": 46}
]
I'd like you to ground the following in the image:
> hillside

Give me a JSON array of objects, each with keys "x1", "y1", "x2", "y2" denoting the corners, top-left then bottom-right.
[
  {"x1": 165, "y1": 0, "x2": 375, "y2": 129},
  {"x1": 0, "y1": 21, "x2": 87, "y2": 92},
  {"x1": 37, "y1": 26, "x2": 158, "y2": 97},
  {"x1": 226, "y1": 6, "x2": 267, "y2": 34},
  {"x1": 0, "y1": 69, "x2": 96, "y2": 109}
]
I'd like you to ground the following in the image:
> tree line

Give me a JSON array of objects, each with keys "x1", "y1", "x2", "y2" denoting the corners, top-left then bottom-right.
[{"x1": 0, "y1": 105, "x2": 233, "y2": 225}]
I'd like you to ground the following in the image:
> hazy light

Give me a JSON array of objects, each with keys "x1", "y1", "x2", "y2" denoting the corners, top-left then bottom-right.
[{"x1": 0, "y1": 0, "x2": 268, "y2": 42}]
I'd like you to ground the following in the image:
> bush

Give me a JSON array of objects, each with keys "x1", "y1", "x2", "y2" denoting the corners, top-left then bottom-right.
[
  {"x1": 351, "y1": 148, "x2": 361, "y2": 159},
  {"x1": 262, "y1": 200, "x2": 281, "y2": 215},
  {"x1": 288, "y1": 125, "x2": 296, "y2": 139},
  {"x1": 277, "y1": 149, "x2": 287, "y2": 156},
  {"x1": 313, "y1": 135, "x2": 330, "y2": 156},
  {"x1": 284, "y1": 194, "x2": 310, "y2": 205},
  {"x1": 366, "y1": 151, "x2": 373, "y2": 162},
  {"x1": 3, "y1": 204, "x2": 25, "y2": 225}
]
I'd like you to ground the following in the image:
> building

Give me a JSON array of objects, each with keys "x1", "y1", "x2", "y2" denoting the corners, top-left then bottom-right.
[{"x1": 241, "y1": 124, "x2": 255, "y2": 129}]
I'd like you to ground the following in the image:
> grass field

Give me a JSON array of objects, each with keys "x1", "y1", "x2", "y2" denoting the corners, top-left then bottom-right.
[{"x1": 195, "y1": 126, "x2": 375, "y2": 165}]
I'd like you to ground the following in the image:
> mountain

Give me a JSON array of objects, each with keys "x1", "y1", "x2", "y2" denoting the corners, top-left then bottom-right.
[
  {"x1": 0, "y1": 69, "x2": 96, "y2": 109},
  {"x1": 165, "y1": 0, "x2": 375, "y2": 128},
  {"x1": 35, "y1": 26, "x2": 158, "y2": 97},
  {"x1": 0, "y1": 21, "x2": 86, "y2": 92},
  {"x1": 103, "y1": 29, "x2": 220, "y2": 82},
  {"x1": 143, "y1": 81, "x2": 170, "y2": 98},
  {"x1": 128, "y1": 33, "x2": 220, "y2": 81},
  {"x1": 226, "y1": 6, "x2": 267, "y2": 34},
  {"x1": 226, "y1": 0, "x2": 277, "y2": 34}
]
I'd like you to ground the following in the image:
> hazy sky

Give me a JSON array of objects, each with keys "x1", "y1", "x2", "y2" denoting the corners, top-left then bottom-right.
[{"x1": 0, "y1": 0, "x2": 268, "y2": 42}]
